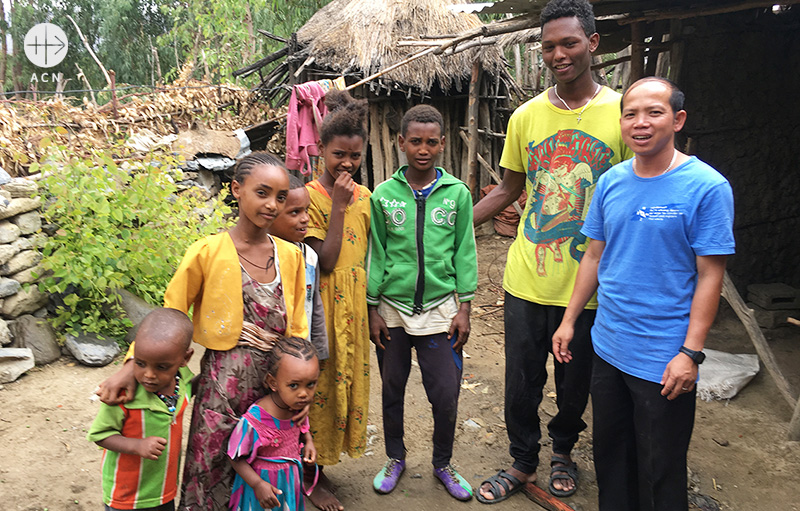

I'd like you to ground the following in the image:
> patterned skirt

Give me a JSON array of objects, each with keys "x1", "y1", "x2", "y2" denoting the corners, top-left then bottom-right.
[
  {"x1": 178, "y1": 346, "x2": 270, "y2": 511},
  {"x1": 230, "y1": 457, "x2": 304, "y2": 511}
]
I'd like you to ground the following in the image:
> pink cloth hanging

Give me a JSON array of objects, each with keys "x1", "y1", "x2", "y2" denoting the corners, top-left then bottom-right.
[{"x1": 285, "y1": 82, "x2": 329, "y2": 176}]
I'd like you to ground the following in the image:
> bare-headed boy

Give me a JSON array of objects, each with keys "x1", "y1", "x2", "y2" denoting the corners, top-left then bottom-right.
[{"x1": 88, "y1": 308, "x2": 194, "y2": 511}]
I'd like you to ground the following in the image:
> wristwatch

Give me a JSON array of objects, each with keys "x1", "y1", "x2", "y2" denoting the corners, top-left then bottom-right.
[{"x1": 679, "y1": 346, "x2": 706, "y2": 365}]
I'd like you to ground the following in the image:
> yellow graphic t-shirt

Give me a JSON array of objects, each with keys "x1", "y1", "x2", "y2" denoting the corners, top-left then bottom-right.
[{"x1": 500, "y1": 86, "x2": 633, "y2": 308}]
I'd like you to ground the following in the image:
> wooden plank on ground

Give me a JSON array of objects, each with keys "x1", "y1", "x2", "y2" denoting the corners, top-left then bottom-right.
[
  {"x1": 790, "y1": 393, "x2": 800, "y2": 441},
  {"x1": 522, "y1": 483, "x2": 576, "y2": 511},
  {"x1": 721, "y1": 271, "x2": 796, "y2": 409}
]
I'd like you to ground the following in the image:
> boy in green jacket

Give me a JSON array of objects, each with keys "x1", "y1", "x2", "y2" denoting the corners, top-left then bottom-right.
[{"x1": 367, "y1": 104, "x2": 478, "y2": 501}]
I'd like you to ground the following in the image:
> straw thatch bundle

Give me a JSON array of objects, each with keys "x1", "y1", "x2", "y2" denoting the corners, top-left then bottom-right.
[{"x1": 297, "y1": 0, "x2": 505, "y2": 93}]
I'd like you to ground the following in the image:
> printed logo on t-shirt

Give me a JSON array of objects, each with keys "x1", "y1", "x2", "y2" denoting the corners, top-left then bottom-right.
[
  {"x1": 631, "y1": 204, "x2": 685, "y2": 221},
  {"x1": 523, "y1": 129, "x2": 615, "y2": 276}
]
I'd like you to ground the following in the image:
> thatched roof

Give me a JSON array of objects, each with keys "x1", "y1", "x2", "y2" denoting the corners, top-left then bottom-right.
[{"x1": 296, "y1": 0, "x2": 505, "y2": 93}]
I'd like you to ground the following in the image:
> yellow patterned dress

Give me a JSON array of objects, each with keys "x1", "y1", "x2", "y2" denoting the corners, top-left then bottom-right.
[{"x1": 305, "y1": 180, "x2": 371, "y2": 465}]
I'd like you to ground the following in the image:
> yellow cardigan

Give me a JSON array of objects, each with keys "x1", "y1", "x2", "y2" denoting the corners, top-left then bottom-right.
[{"x1": 126, "y1": 232, "x2": 308, "y2": 357}]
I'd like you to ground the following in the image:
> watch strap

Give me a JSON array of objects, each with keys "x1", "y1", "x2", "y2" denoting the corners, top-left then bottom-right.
[{"x1": 679, "y1": 346, "x2": 705, "y2": 364}]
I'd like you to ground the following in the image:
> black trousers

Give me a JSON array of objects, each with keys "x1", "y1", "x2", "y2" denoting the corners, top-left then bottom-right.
[
  {"x1": 504, "y1": 292, "x2": 595, "y2": 474},
  {"x1": 592, "y1": 354, "x2": 696, "y2": 511},
  {"x1": 376, "y1": 327, "x2": 463, "y2": 468}
]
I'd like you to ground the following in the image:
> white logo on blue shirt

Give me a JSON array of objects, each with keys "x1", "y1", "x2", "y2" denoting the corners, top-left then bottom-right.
[{"x1": 632, "y1": 204, "x2": 684, "y2": 221}]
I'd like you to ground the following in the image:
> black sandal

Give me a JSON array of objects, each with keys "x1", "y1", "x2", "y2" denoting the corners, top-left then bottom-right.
[
  {"x1": 549, "y1": 454, "x2": 579, "y2": 497},
  {"x1": 476, "y1": 470, "x2": 525, "y2": 504}
]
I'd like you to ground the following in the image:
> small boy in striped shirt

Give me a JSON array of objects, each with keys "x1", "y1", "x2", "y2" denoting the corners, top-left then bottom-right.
[{"x1": 87, "y1": 308, "x2": 194, "y2": 511}]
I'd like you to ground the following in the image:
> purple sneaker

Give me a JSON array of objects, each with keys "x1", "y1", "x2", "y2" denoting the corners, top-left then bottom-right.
[
  {"x1": 373, "y1": 458, "x2": 405, "y2": 494},
  {"x1": 434, "y1": 465, "x2": 473, "y2": 501}
]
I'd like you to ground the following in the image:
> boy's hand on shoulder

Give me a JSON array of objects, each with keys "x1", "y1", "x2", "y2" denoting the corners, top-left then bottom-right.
[
  {"x1": 449, "y1": 302, "x2": 471, "y2": 351},
  {"x1": 137, "y1": 436, "x2": 167, "y2": 460},
  {"x1": 368, "y1": 307, "x2": 390, "y2": 350},
  {"x1": 255, "y1": 480, "x2": 282, "y2": 509}
]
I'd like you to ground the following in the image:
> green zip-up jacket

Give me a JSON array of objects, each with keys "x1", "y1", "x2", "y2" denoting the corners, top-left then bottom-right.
[{"x1": 367, "y1": 166, "x2": 477, "y2": 315}]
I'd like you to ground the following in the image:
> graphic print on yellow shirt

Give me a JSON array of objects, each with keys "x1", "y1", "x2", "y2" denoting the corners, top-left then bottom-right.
[
  {"x1": 523, "y1": 129, "x2": 614, "y2": 277},
  {"x1": 499, "y1": 87, "x2": 632, "y2": 308}
]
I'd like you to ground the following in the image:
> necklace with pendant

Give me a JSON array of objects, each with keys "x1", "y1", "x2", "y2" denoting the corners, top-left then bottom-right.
[
  {"x1": 155, "y1": 374, "x2": 181, "y2": 414},
  {"x1": 553, "y1": 83, "x2": 601, "y2": 123},
  {"x1": 239, "y1": 252, "x2": 275, "y2": 271}
]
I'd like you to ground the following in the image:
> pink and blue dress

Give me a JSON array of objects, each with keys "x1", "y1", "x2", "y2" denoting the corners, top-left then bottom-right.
[{"x1": 227, "y1": 403, "x2": 311, "y2": 511}]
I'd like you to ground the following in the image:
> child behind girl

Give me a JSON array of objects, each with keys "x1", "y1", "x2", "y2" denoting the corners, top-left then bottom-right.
[
  {"x1": 268, "y1": 175, "x2": 329, "y2": 362},
  {"x1": 228, "y1": 336, "x2": 320, "y2": 511},
  {"x1": 97, "y1": 152, "x2": 309, "y2": 511},
  {"x1": 304, "y1": 90, "x2": 371, "y2": 510}
]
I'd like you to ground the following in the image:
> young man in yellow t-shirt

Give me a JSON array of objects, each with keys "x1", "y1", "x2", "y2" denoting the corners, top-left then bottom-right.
[{"x1": 474, "y1": 0, "x2": 632, "y2": 503}]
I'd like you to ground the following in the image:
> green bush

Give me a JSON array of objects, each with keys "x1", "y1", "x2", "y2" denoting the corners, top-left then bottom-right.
[{"x1": 35, "y1": 144, "x2": 233, "y2": 341}]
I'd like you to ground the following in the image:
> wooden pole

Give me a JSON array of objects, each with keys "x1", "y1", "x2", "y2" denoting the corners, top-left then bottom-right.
[
  {"x1": 668, "y1": 19, "x2": 684, "y2": 84},
  {"x1": 618, "y1": 0, "x2": 786, "y2": 25},
  {"x1": 630, "y1": 22, "x2": 645, "y2": 83},
  {"x1": 233, "y1": 47, "x2": 289, "y2": 79},
  {"x1": 721, "y1": 272, "x2": 796, "y2": 408},
  {"x1": 790, "y1": 394, "x2": 800, "y2": 441},
  {"x1": 75, "y1": 63, "x2": 96, "y2": 106},
  {"x1": 66, "y1": 15, "x2": 111, "y2": 89},
  {"x1": 345, "y1": 47, "x2": 437, "y2": 92},
  {"x1": 467, "y1": 60, "x2": 481, "y2": 197},
  {"x1": 644, "y1": 21, "x2": 667, "y2": 77},
  {"x1": 369, "y1": 103, "x2": 383, "y2": 187},
  {"x1": 109, "y1": 70, "x2": 118, "y2": 119},
  {"x1": 479, "y1": 97, "x2": 491, "y2": 190},
  {"x1": 459, "y1": 130, "x2": 523, "y2": 216},
  {"x1": 381, "y1": 110, "x2": 393, "y2": 184},
  {"x1": 513, "y1": 44, "x2": 522, "y2": 88}
]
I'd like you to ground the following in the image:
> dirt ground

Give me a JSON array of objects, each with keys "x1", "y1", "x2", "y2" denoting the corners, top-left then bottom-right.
[{"x1": 2, "y1": 234, "x2": 800, "y2": 511}]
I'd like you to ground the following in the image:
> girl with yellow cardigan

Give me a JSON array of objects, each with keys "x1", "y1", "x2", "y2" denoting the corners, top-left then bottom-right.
[{"x1": 97, "y1": 152, "x2": 309, "y2": 510}]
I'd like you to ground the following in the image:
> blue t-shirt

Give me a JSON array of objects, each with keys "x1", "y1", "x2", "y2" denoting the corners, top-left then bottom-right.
[
  {"x1": 408, "y1": 169, "x2": 442, "y2": 200},
  {"x1": 581, "y1": 156, "x2": 735, "y2": 383}
]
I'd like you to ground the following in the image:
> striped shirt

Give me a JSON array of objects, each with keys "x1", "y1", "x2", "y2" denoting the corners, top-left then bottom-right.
[{"x1": 87, "y1": 366, "x2": 193, "y2": 509}]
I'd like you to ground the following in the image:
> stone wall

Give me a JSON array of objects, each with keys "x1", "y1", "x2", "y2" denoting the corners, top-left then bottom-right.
[
  {"x1": 0, "y1": 174, "x2": 48, "y2": 347},
  {"x1": 679, "y1": 8, "x2": 800, "y2": 290}
]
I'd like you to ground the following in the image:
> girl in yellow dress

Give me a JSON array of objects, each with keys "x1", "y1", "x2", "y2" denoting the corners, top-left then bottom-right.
[{"x1": 304, "y1": 90, "x2": 371, "y2": 511}]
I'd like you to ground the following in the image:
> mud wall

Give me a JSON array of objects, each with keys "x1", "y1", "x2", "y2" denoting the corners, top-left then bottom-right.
[{"x1": 678, "y1": 8, "x2": 800, "y2": 290}]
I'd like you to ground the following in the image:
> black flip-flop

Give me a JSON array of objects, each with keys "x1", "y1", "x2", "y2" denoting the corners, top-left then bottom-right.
[
  {"x1": 476, "y1": 470, "x2": 524, "y2": 504},
  {"x1": 549, "y1": 455, "x2": 579, "y2": 498}
]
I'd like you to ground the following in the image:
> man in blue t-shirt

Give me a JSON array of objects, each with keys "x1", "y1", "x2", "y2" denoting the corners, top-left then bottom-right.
[{"x1": 552, "y1": 77, "x2": 735, "y2": 511}]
